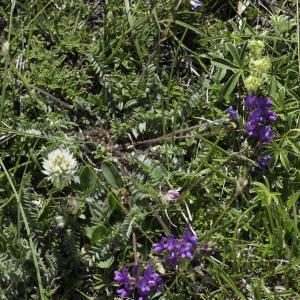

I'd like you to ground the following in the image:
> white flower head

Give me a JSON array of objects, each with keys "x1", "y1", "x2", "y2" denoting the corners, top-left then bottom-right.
[{"x1": 42, "y1": 148, "x2": 79, "y2": 188}]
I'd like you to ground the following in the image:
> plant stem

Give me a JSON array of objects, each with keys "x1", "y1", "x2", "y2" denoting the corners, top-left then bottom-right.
[
  {"x1": 297, "y1": 0, "x2": 300, "y2": 75},
  {"x1": 0, "y1": 2, "x2": 14, "y2": 123}
]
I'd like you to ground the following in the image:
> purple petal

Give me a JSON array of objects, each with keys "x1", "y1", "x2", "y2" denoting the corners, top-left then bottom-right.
[
  {"x1": 257, "y1": 155, "x2": 272, "y2": 170},
  {"x1": 244, "y1": 95, "x2": 258, "y2": 108},
  {"x1": 228, "y1": 106, "x2": 239, "y2": 119},
  {"x1": 258, "y1": 125, "x2": 273, "y2": 142}
]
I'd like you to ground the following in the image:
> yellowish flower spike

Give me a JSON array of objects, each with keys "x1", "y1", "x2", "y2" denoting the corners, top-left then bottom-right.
[
  {"x1": 244, "y1": 75, "x2": 263, "y2": 92},
  {"x1": 250, "y1": 57, "x2": 271, "y2": 75},
  {"x1": 248, "y1": 40, "x2": 265, "y2": 58}
]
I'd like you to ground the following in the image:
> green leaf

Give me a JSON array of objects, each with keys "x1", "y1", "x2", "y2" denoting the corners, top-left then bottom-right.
[
  {"x1": 216, "y1": 68, "x2": 227, "y2": 81},
  {"x1": 97, "y1": 256, "x2": 114, "y2": 269},
  {"x1": 92, "y1": 225, "x2": 109, "y2": 244},
  {"x1": 101, "y1": 160, "x2": 123, "y2": 188},
  {"x1": 252, "y1": 182, "x2": 272, "y2": 205},
  {"x1": 108, "y1": 192, "x2": 120, "y2": 212},
  {"x1": 240, "y1": 42, "x2": 248, "y2": 65},
  {"x1": 287, "y1": 192, "x2": 300, "y2": 208},
  {"x1": 211, "y1": 57, "x2": 240, "y2": 71},
  {"x1": 84, "y1": 227, "x2": 93, "y2": 240},
  {"x1": 226, "y1": 42, "x2": 242, "y2": 66},
  {"x1": 79, "y1": 166, "x2": 98, "y2": 193},
  {"x1": 279, "y1": 151, "x2": 290, "y2": 170},
  {"x1": 222, "y1": 72, "x2": 241, "y2": 98}
]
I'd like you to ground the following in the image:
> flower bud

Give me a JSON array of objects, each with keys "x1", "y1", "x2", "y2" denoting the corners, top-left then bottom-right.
[
  {"x1": 51, "y1": 215, "x2": 66, "y2": 235},
  {"x1": 64, "y1": 196, "x2": 81, "y2": 215},
  {"x1": 160, "y1": 189, "x2": 180, "y2": 205},
  {"x1": 236, "y1": 177, "x2": 248, "y2": 194},
  {"x1": 54, "y1": 215, "x2": 66, "y2": 228},
  {"x1": 1, "y1": 41, "x2": 9, "y2": 57}
]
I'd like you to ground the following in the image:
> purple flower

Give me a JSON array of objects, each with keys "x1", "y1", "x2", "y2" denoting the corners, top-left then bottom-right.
[
  {"x1": 265, "y1": 110, "x2": 276, "y2": 122},
  {"x1": 257, "y1": 96, "x2": 272, "y2": 109},
  {"x1": 178, "y1": 227, "x2": 198, "y2": 258},
  {"x1": 191, "y1": 0, "x2": 203, "y2": 10},
  {"x1": 115, "y1": 265, "x2": 162, "y2": 299},
  {"x1": 228, "y1": 106, "x2": 239, "y2": 119},
  {"x1": 153, "y1": 234, "x2": 181, "y2": 265},
  {"x1": 117, "y1": 287, "x2": 132, "y2": 298},
  {"x1": 153, "y1": 227, "x2": 198, "y2": 265},
  {"x1": 153, "y1": 234, "x2": 178, "y2": 253},
  {"x1": 244, "y1": 95, "x2": 258, "y2": 108},
  {"x1": 258, "y1": 125, "x2": 273, "y2": 142},
  {"x1": 136, "y1": 265, "x2": 162, "y2": 297},
  {"x1": 167, "y1": 189, "x2": 180, "y2": 201},
  {"x1": 257, "y1": 155, "x2": 272, "y2": 170},
  {"x1": 114, "y1": 268, "x2": 129, "y2": 284},
  {"x1": 244, "y1": 95, "x2": 276, "y2": 142},
  {"x1": 114, "y1": 268, "x2": 134, "y2": 298}
]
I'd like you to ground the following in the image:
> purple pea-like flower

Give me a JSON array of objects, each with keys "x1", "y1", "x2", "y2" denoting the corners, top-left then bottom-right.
[
  {"x1": 244, "y1": 95, "x2": 258, "y2": 108},
  {"x1": 136, "y1": 265, "x2": 162, "y2": 297},
  {"x1": 257, "y1": 155, "x2": 272, "y2": 170},
  {"x1": 153, "y1": 236, "x2": 167, "y2": 253},
  {"x1": 153, "y1": 227, "x2": 198, "y2": 265},
  {"x1": 265, "y1": 110, "x2": 276, "y2": 122},
  {"x1": 153, "y1": 234, "x2": 178, "y2": 253},
  {"x1": 265, "y1": 97, "x2": 272, "y2": 106},
  {"x1": 114, "y1": 268, "x2": 129, "y2": 284},
  {"x1": 244, "y1": 95, "x2": 276, "y2": 143},
  {"x1": 228, "y1": 106, "x2": 239, "y2": 119},
  {"x1": 258, "y1": 125, "x2": 273, "y2": 142},
  {"x1": 115, "y1": 265, "x2": 162, "y2": 299},
  {"x1": 178, "y1": 227, "x2": 198, "y2": 259},
  {"x1": 114, "y1": 268, "x2": 135, "y2": 298},
  {"x1": 167, "y1": 189, "x2": 180, "y2": 201},
  {"x1": 191, "y1": 0, "x2": 203, "y2": 10},
  {"x1": 117, "y1": 287, "x2": 132, "y2": 298}
]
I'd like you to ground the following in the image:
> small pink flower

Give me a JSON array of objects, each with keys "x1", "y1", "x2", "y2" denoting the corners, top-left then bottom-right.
[{"x1": 167, "y1": 190, "x2": 180, "y2": 201}]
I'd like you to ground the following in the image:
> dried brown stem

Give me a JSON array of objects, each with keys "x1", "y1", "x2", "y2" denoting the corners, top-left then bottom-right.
[
  {"x1": 148, "y1": 205, "x2": 170, "y2": 236},
  {"x1": 132, "y1": 231, "x2": 138, "y2": 265}
]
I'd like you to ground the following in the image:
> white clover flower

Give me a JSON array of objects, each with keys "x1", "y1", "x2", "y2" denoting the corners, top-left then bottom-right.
[{"x1": 42, "y1": 148, "x2": 79, "y2": 188}]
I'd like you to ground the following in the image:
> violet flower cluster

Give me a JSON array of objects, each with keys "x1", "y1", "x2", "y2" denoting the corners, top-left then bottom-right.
[
  {"x1": 114, "y1": 264, "x2": 162, "y2": 300},
  {"x1": 244, "y1": 95, "x2": 276, "y2": 143},
  {"x1": 228, "y1": 106, "x2": 239, "y2": 119},
  {"x1": 153, "y1": 227, "x2": 198, "y2": 266},
  {"x1": 245, "y1": 95, "x2": 276, "y2": 170},
  {"x1": 114, "y1": 227, "x2": 209, "y2": 298},
  {"x1": 228, "y1": 95, "x2": 276, "y2": 170},
  {"x1": 257, "y1": 155, "x2": 272, "y2": 170}
]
